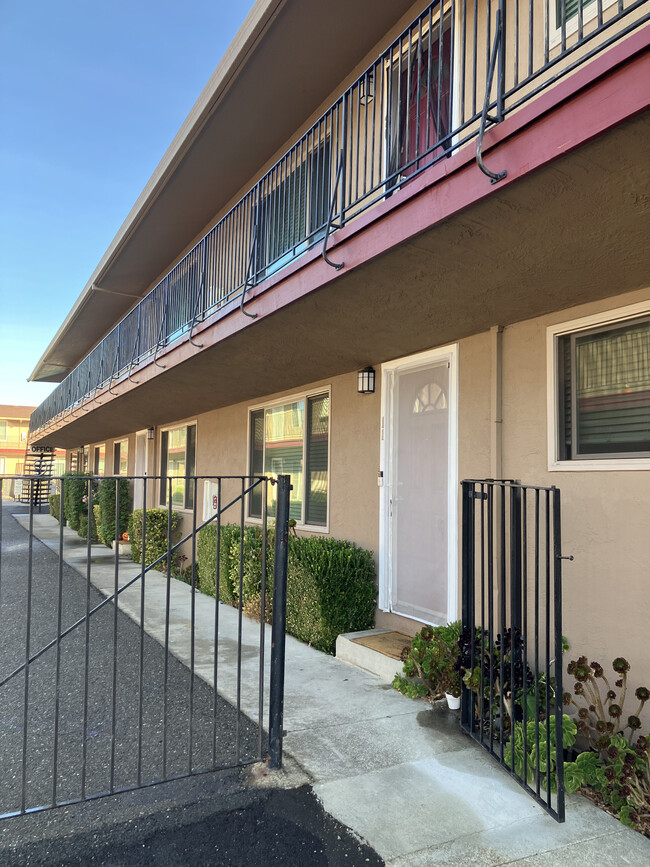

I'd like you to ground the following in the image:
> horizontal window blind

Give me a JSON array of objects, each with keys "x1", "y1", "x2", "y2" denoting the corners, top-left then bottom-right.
[{"x1": 574, "y1": 319, "x2": 650, "y2": 455}]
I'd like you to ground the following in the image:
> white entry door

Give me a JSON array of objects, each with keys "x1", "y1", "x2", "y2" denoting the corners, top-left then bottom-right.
[{"x1": 380, "y1": 346, "x2": 458, "y2": 625}]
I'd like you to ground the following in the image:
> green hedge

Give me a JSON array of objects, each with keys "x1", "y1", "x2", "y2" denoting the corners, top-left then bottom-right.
[
  {"x1": 197, "y1": 524, "x2": 376, "y2": 653},
  {"x1": 49, "y1": 493, "x2": 61, "y2": 522},
  {"x1": 62, "y1": 473, "x2": 94, "y2": 531},
  {"x1": 129, "y1": 508, "x2": 179, "y2": 571},
  {"x1": 96, "y1": 478, "x2": 130, "y2": 547},
  {"x1": 78, "y1": 510, "x2": 99, "y2": 542}
]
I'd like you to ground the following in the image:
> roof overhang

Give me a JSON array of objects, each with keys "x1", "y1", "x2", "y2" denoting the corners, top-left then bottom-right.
[{"x1": 30, "y1": 0, "x2": 418, "y2": 383}]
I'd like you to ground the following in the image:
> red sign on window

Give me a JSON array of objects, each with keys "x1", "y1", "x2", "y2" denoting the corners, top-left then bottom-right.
[{"x1": 212, "y1": 495, "x2": 218, "y2": 510}]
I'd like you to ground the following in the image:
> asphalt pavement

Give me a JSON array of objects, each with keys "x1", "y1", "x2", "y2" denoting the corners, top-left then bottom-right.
[{"x1": 0, "y1": 503, "x2": 383, "y2": 866}]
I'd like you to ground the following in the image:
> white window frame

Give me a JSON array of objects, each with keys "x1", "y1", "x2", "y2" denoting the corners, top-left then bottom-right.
[
  {"x1": 246, "y1": 387, "x2": 331, "y2": 532},
  {"x1": 547, "y1": 300, "x2": 650, "y2": 471},
  {"x1": 159, "y1": 421, "x2": 197, "y2": 511},
  {"x1": 0, "y1": 457, "x2": 6, "y2": 474},
  {"x1": 550, "y1": 0, "x2": 618, "y2": 49}
]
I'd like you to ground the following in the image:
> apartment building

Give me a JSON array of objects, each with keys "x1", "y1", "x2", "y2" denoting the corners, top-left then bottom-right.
[{"x1": 27, "y1": 1, "x2": 650, "y2": 683}]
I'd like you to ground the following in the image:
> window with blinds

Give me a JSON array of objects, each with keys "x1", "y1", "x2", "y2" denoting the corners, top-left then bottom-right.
[
  {"x1": 255, "y1": 140, "x2": 331, "y2": 278},
  {"x1": 248, "y1": 391, "x2": 330, "y2": 527},
  {"x1": 558, "y1": 317, "x2": 650, "y2": 459},
  {"x1": 556, "y1": 0, "x2": 596, "y2": 23}
]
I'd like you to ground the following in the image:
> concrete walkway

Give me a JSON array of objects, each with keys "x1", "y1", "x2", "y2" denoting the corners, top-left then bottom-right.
[{"x1": 14, "y1": 512, "x2": 650, "y2": 866}]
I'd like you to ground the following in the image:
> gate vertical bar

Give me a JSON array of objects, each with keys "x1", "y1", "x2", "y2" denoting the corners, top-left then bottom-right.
[
  {"x1": 51, "y1": 476, "x2": 65, "y2": 806},
  {"x1": 553, "y1": 487, "x2": 565, "y2": 821},
  {"x1": 460, "y1": 481, "x2": 475, "y2": 730},
  {"x1": 258, "y1": 479, "x2": 268, "y2": 759},
  {"x1": 81, "y1": 479, "x2": 92, "y2": 799},
  {"x1": 269, "y1": 474, "x2": 290, "y2": 769},
  {"x1": 21, "y1": 499, "x2": 35, "y2": 813},
  {"x1": 110, "y1": 477, "x2": 121, "y2": 793}
]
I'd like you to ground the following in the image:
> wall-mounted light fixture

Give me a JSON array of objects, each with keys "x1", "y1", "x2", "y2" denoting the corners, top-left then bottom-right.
[
  {"x1": 357, "y1": 366, "x2": 376, "y2": 394},
  {"x1": 147, "y1": 427, "x2": 155, "y2": 440},
  {"x1": 359, "y1": 69, "x2": 374, "y2": 105}
]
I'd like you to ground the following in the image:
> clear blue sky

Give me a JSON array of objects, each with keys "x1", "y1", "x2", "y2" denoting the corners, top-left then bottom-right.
[{"x1": 0, "y1": 0, "x2": 252, "y2": 408}]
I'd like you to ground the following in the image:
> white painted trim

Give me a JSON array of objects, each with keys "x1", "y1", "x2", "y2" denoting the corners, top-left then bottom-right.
[
  {"x1": 546, "y1": 300, "x2": 650, "y2": 472},
  {"x1": 379, "y1": 344, "x2": 459, "y2": 623}
]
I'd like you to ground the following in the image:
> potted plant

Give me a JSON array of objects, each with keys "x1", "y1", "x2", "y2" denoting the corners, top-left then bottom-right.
[{"x1": 393, "y1": 620, "x2": 462, "y2": 709}]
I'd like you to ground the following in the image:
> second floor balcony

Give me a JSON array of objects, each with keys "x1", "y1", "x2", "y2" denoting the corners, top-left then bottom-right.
[{"x1": 29, "y1": 0, "x2": 650, "y2": 440}]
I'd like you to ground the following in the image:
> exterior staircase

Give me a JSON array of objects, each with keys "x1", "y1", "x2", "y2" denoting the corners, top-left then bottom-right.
[{"x1": 17, "y1": 446, "x2": 55, "y2": 509}]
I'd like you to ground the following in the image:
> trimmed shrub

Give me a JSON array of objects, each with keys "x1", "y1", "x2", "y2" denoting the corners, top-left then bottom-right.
[
  {"x1": 196, "y1": 524, "x2": 376, "y2": 653},
  {"x1": 196, "y1": 523, "x2": 242, "y2": 603},
  {"x1": 62, "y1": 473, "x2": 94, "y2": 531},
  {"x1": 78, "y1": 510, "x2": 99, "y2": 543},
  {"x1": 49, "y1": 493, "x2": 61, "y2": 522},
  {"x1": 129, "y1": 508, "x2": 179, "y2": 571},
  {"x1": 229, "y1": 526, "x2": 274, "y2": 606},
  {"x1": 96, "y1": 478, "x2": 130, "y2": 548},
  {"x1": 93, "y1": 504, "x2": 104, "y2": 544},
  {"x1": 288, "y1": 536, "x2": 376, "y2": 653}
]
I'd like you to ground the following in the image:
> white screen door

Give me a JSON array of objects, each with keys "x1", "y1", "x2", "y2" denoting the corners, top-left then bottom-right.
[{"x1": 381, "y1": 346, "x2": 457, "y2": 624}]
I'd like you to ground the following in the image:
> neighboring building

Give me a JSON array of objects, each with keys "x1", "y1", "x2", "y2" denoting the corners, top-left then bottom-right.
[
  {"x1": 27, "y1": 2, "x2": 649, "y2": 687},
  {"x1": 0, "y1": 405, "x2": 66, "y2": 498},
  {"x1": 0, "y1": 406, "x2": 34, "y2": 496}
]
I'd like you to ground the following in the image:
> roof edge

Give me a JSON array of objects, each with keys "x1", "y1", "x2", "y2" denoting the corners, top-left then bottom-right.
[{"x1": 30, "y1": 0, "x2": 286, "y2": 383}]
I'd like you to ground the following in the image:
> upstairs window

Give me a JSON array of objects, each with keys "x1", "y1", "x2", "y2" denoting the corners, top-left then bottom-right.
[
  {"x1": 553, "y1": 0, "x2": 616, "y2": 43},
  {"x1": 255, "y1": 139, "x2": 331, "y2": 279},
  {"x1": 387, "y1": 16, "x2": 452, "y2": 182},
  {"x1": 159, "y1": 424, "x2": 196, "y2": 509},
  {"x1": 248, "y1": 391, "x2": 330, "y2": 527},
  {"x1": 555, "y1": 313, "x2": 650, "y2": 462},
  {"x1": 0, "y1": 421, "x2": 7, "y2": 441}
]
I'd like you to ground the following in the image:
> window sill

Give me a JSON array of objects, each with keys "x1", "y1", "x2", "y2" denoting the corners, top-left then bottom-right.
[
  {"x1": 549, "y1": 458, "x2": 650, "y2": 472},
  {"x1": 246, "y1": 515, "x2": 330, "y2": 534}
]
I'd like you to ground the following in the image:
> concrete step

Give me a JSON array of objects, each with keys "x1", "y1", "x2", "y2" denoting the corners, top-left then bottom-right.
[{"x1": 335, "y1": 628, "x2": 412, "y2": 683}]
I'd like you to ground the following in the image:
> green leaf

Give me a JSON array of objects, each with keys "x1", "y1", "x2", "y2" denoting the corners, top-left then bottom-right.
[
  {"x1": 618, "y1": 805, "x2": 637, "y2": 829},
  {"x1": 563, "y1": 762, "x2": 583, "y2": 794}
]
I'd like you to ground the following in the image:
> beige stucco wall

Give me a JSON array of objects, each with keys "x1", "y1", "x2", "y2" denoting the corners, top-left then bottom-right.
[
  {"x1": 69, "y1": 283, "x2": 650, "y2": 703},
  {"x1": 456, "y1": 285, "x2": 650, "y2": 712},
  {"x1": 193, "y1": 371, "x2": 381, "y2": 551}
]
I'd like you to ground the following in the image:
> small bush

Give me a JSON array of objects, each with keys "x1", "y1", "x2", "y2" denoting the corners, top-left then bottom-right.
[
  {"x1": 229, "y1": 526, "x2": 275, "y2": 606},
  {"x1": 197, "y1": 523, "x2": 244, "y2": 604},
  {"x1": 62, "y1": 473, "x2": 94, "y2": 531},
  {"x1": 129, "y1": 508, "x2": 179, "y2": 571},
  {"x1": 93, "y1": 504, "x2": 104, "y2": 544},
  {"x1": 288, "y1": 536, "x2": 376, "y2": 653},
  {"x1": 96, "y1": 478, "x2": 130, "y2": 548},
  {"x1": 196, "y1": 525, "x2": 376, "y2": 653},
  {"x1": 49, "y1": 493, "x2": 61, "y2": 522},
  {"x1": 393, "y1": 621, "x2": 462, "y2": 702},
  {"x1": 78, "y1": 510, "x2": 99, "y2": 543}
]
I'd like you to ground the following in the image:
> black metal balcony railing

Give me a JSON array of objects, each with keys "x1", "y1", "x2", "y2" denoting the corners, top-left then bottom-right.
[{"x1": 30, "y1": 0, "x2": 647, "y2": 435}]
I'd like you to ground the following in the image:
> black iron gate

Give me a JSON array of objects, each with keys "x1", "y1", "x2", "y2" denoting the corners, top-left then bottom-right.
[
  {"x1": 460, "y1": 479, "x2": 567, "y2": 822},
  {"x1": 0, "y1": 473, "x2": 290, "y2": 819}
]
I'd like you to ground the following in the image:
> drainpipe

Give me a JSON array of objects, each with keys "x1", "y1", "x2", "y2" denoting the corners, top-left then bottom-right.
[{"x1": 490, "y1": 325, "x2": 504, "y2": 480}]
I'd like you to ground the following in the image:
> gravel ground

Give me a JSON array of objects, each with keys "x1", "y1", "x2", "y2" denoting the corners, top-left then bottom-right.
[{"x1": 0, "y1": 503, "x2": 383, "y2": 866}]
